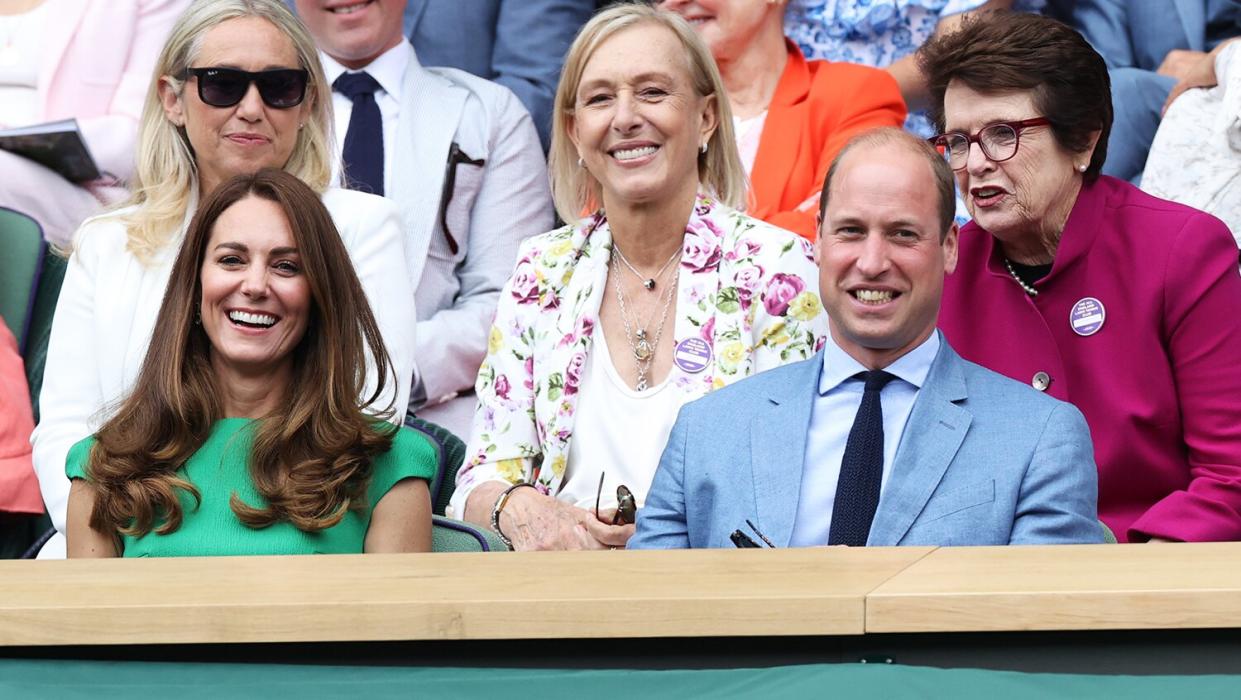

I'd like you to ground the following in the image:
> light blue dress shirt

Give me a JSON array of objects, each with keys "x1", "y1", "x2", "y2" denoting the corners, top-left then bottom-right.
[{"x1": 788, "y1": 331, "x2": 940, "y2": 547}]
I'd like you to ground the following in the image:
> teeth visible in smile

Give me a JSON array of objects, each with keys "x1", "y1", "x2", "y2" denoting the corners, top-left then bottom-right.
[
  {"x1": 613, "y1": 146, "x2": 658, "y2": 161},
  {"x1": 229, "y1": 310, "x2": 276, "y2": 327},
  {"x1": 975, "y1": 188, "x2": 1003, "y2": 197},
  {"x1": 854, "y1": 289, "x2": 894, "y2": 304},
  {"x1": 331, "y1": 0, "x2": 370, "y2": 14}
]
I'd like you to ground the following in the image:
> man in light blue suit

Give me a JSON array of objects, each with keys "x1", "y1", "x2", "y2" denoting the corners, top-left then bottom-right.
[
  {"x1": 630, "y1": 128, "x2": 1103, "y2": 550},
  {"x1": 403, "y1": 0, "x2": 596, "y2": 151}
]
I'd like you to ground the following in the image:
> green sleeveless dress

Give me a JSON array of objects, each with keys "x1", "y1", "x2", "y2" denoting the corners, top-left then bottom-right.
[{"x1": 66, "y1": 419, "x2": 436, "y2": 557}]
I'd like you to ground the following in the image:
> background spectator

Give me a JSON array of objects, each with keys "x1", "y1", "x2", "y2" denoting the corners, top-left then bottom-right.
[
  {"x1": 451, "y1": 5, "x2": 827, "y2": 551},
  {"x1": 296, "y1": 0, "x2": 553, "y2": 438},
  {"x1": 31, "y1": 0, "x2": 416, "y2": 559},
  {"x1": 66, "y1": 170, "x2": 435, "y2": 558},
  {"x1": 924, "y1": 12, "x2": 1241, "y2": 542},
  {"x1": 0, "y1": 0, "x2": 188, "y2": 247},
  {"x1": 0, "y1": 321, "x2": 42, "y2": 558},
  {"x1": 1048, "y1": 0, "x2": 1241, "y2": 183},
  {"x1": 402, "y1": 0, "x2": 595, "y2": 151},
  {"x1": 784, "y1": 0, "x2": 1021, "y2": 137},
  {"x1": 1142, "y1": 38, "x2": 1241, "y2": 245},
  {"x1": 658, "y1": 0, "x2": 906, "y2": 241}
]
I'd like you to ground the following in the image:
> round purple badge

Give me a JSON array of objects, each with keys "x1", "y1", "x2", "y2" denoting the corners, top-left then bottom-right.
[
  {"x1": 674, "y1": 337, "x2": 712, "y2": 373},
  {"x1": 1069, "y1": 297, "x2": 1106, "y2": 337}
]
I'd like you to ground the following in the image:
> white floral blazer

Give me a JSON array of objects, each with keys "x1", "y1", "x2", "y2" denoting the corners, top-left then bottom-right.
[{"x1": 449, "y1": 193, "x2": 829, "y2": 515}]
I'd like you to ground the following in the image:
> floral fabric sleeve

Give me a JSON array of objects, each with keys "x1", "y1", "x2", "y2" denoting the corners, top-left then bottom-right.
[
  {"x1": 450, "y1": 235, "x2": 550, "y2": 516},
  {"x1": 736, "y1": 215, "x2": 829, "y2": 373}
]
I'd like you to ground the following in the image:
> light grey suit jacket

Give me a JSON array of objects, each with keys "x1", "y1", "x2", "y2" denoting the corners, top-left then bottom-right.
[
  {"x1": 389, "y1": 54, "x2": 553, "y2": 436},
  {"x1": 630, "y1": 338, "x2": 1104, "y2": 549}
]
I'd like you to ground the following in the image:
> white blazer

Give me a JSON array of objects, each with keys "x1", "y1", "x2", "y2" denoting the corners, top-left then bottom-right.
[
  {"x1": 31, "y1": 188, "x2": 417, "y2": 556},
  {"x1": 388, "y1": 54, "x2": 551, "y2": 436}
]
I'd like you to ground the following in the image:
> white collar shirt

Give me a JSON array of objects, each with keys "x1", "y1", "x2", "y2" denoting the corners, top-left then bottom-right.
[
  {"x1": 789, "y1": 330, "x2": 940, "y2": 547},
  {"x1": 321, "y1": 41, "x2": 411, "y2": 189}
]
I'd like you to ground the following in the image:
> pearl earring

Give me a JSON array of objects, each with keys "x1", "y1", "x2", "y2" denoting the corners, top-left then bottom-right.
[
  {"x1": 577, "y1": 156, "x2": 583, "y2": 168},
  {"x1": 1077, "y1": 163, "x2": 1087, "y2": 173},
  {"x1": 700, "y1": 143, "x2": 708, "y2": 155}
]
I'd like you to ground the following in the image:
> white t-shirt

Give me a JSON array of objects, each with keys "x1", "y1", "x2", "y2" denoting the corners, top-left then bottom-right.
[{"x1": 561, "y1": 328, "x2": 683, "y2": 511}]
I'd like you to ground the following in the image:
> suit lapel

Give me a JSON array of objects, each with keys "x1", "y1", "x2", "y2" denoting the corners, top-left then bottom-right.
[
  {"x1": 1173, "y1": 0, "x2": 1206, "y2": 50},
  {"x1": 867, "y1": 342, "x2": 972, "y2": 546},
  {"x1": 750, "y1": 357, "x2": 818, "y2": 547},
  {"x1": 38, "y1": 0, "x2": 87, "y2": 109},
  {"x1": 391, "y1": 56, "x2": 466, "y2": 286}
]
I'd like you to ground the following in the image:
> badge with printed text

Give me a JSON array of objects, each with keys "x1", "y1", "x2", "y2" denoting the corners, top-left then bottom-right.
[
  {"x1": 1070, "y1": 297, "x2": 1106, "y2": 336},
  {"x1": 674, "y1": 338, "x2": 712, "y2": 373}
]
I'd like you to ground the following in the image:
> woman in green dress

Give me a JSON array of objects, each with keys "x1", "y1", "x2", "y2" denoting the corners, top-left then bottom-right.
[{"x1": 65, "y1": 169, "x2": 435, "y2": 557}]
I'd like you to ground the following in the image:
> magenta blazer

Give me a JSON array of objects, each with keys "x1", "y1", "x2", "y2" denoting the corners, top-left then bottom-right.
[
  {"x1": 939, "y1": 176, "x2": 1241, "y2": 543},
  {"x1": 36, "y1": 0, "x2": 188, "y2": 182}
]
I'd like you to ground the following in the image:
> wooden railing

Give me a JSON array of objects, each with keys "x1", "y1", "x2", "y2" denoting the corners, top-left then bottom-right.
[{"x1": 3, "y1": 543, "x2": 1240, "y2": 647}]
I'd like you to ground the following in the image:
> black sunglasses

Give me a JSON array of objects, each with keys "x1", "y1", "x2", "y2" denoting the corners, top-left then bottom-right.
[{"x1": 183, "y1": 67, "x2": 309, "y2": 109}]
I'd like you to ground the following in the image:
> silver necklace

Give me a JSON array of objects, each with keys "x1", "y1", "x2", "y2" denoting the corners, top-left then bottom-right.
[
  {"x1": 612, "y1": 242, "x2": 680, "y2": 291},
  {"x1": 612, "y1": 253, "x2": 678, "y2": 391},
  {"x1": 1003, "y1": 258, "x2": 1040, "y2": 297}
]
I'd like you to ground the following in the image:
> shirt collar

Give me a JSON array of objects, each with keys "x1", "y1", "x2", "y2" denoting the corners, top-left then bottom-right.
[
  {"x1": 819, "y1": 330, "x2": 941, "y2": 395},
  {"x1": 320, "y1": 40, "x2": 411, "y2": 101}
]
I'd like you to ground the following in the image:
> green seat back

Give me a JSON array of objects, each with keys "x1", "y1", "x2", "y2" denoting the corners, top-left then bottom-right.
[
  {"x1": 432, "y1": 515, "x2": 507, "y2": 552},
  {"x1": 403, "y1": 415, "x2": 468, "y2": 516},
  {"x1": 0, "y1": 208, "x2": 46, "y2": 352},
  {"x1": 23, "y1": 253, "x2": 68, "y2": 422}
]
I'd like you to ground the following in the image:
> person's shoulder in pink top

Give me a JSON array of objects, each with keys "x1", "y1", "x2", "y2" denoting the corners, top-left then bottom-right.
[{"x1": 0, "y1": 321, "x2": 42, "y2": 516}]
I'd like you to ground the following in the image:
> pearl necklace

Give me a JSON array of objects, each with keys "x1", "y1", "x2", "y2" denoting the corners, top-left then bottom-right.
[{"x1": 1002, "y1": 258, "x2": 1040, "y2": 297}]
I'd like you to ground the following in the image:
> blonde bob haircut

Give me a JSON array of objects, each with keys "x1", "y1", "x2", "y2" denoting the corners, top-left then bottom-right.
[
  {"x1": 548, "y1": 3, "x2": 746, "y2": 224},
  {"x1": 119, "y1": 0, "x2": 334, "y2": 264}
]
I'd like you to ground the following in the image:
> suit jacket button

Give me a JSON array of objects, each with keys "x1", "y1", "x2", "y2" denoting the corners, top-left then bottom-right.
[{"x1": 1032, "y1": 371, "x2": 1051, "y2": 392}]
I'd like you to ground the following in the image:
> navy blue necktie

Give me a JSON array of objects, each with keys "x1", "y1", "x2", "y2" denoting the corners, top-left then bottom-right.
[
  {"x1": 828, "y1": 370, "x2": 897, "y2": 546},
  {"x1": 333, "y1": 71, "x2": 384, "y2": 197}
]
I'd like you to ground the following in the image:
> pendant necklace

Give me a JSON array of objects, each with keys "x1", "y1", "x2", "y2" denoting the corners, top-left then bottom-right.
[
  {"x1": 612, "y1": 253, "x2": 679, "y2": 390},
  {"x1": 613, "y1": 242, "x2": 680, "y2": 291}
]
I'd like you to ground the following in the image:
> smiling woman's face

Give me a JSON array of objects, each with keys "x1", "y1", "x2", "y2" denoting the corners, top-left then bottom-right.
[
  {"x1": 569, "y1": 22, "x2": 717, "y2": 212},
  {"x1": 656, "y1": 0, "x2": 781, "y2": 63},
  {"x1": 199, "y1": 195, "x2": 311, "y2": 382},
  {"x1": 160, "y1": 16, "x2": 310, "y2": 196}
]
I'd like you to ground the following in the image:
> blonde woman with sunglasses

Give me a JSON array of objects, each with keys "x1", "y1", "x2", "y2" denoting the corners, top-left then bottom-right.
[{"x1": 30, "y1": 0, "x2": 417, "y2": 558}]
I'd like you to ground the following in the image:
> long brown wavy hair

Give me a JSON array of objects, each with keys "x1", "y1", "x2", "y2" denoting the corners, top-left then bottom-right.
[{"x1": 86, "y1": 169, "x2": 396, "y2": 539}]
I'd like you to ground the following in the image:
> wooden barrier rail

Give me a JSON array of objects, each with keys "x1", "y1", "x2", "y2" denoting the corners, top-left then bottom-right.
[{"x1": 3, "y1": 543, "x2": 1240, "y2": 647}]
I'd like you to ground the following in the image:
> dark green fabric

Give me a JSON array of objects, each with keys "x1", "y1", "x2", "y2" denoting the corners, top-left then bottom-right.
[
  {"x1": 431, "y1": 515, "x2": 508, "y2": 552},
  {"x1": 0, "y1": 511, "x2": 49, "y2": 559},
  {"x1": 24, "y1": 252, "x2": 67, "y2": 422},
  {"x1": 403, "y1": 415, "x2": 466, "y2": 516},
  {"x1": 2, "y1": 661, "x2": 1239, "y2": 699},
  {"x1": 0, "y1": 208, "x2": 44, "y2": 351}
]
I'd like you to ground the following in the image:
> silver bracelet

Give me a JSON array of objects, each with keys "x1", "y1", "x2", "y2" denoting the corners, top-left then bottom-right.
[{"x1": 490, "y1": 482, "x2": 535, "y2": 550}]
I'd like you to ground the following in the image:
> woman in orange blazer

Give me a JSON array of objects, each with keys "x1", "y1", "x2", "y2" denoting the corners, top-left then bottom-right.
[{"x1": 658, "y1": 0, "x2": 906, "y2": 241}]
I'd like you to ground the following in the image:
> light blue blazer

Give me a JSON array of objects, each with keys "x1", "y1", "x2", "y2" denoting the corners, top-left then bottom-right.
[{"x1": 630, "y1": 339, "x2": 1105, "y2": 549}]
